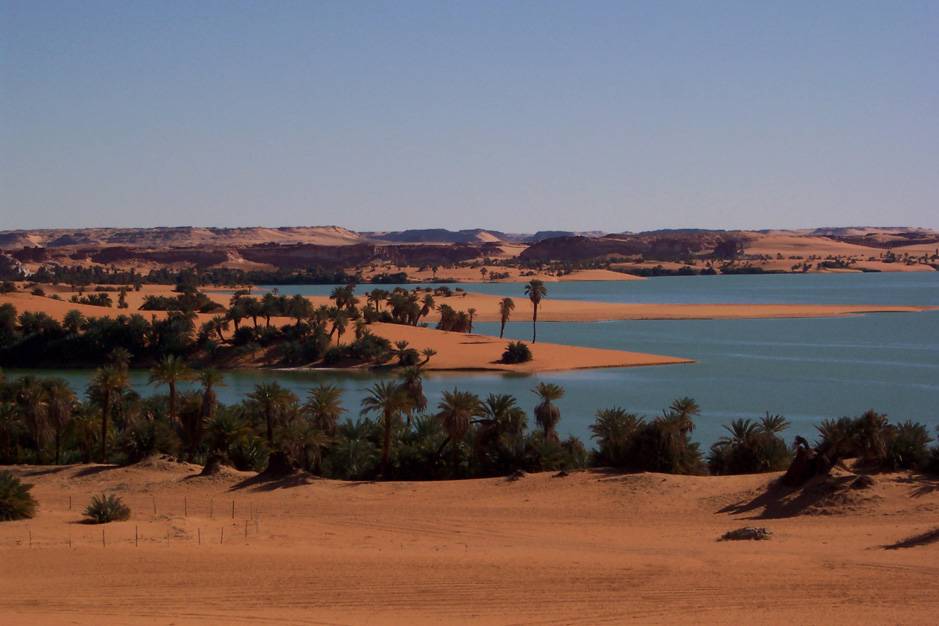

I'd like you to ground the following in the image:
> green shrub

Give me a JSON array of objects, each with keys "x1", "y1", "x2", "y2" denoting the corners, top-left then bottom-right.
[
  {"x1": 83, "y1": 494, "x2": 130, "y2": 524},
  {"x1": 0, "y1": 471, "x2": 38, "y2": 521},
  {"x1": 501, "y1": 341, "x2": 532, "y2": 364}
]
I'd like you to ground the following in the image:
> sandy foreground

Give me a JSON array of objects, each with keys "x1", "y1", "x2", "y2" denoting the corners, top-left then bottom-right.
[{"x1": 0, "y1": 462, "x2": 937, "y2": 625}]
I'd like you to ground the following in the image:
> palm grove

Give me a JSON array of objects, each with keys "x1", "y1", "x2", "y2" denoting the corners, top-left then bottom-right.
[{"x1": 1, "y1": 278, "x2": 937, "y2": 482}]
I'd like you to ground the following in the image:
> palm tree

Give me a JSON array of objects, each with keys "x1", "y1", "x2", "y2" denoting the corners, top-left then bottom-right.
[
  {"x1": 210, "y1": 315, "x2": 229, "y2": 342},
  {"x1": 303, "y1": 384, "x2": 345, "y2": 435},
  {"x1": 476, "y1": 393, "x2": 527, "y2": 448},
  {"x1": 360, "y1": 381, "x2": 411, "y2": 478},
  {"x1": 420, "y1": 348, "x2": 437, "y2": 366},
  {"x1": 435, "y1": 389, "x2": 482, "y2": 454},
  {"x1": 466, "y1": 308, "x2": 477, "y2": 333},
  {"x1": 664, "y1": 397, "x2": 699, "y2": 435},
  {"x1": 194, "y1": 369, "x2": 225, "y2": 459},
  {"x1": 532, "y1": 382, "x2": 564, "y2": 441},
  {"x1": 398, "y1": 367, "x2": 427, "y2": 426},
  {"x1": 419, "y1": 294, "x2": 435, "y2": 322},
  {"x1": 14, "y1": 377, "x2": 47, "y2": 462},
  {"x1": 148, "y1": 355, "x2": 194, "y2": 424},
  {"x1": 329, "y1": 309, "x2": 349, "y2": 342},
  {"x1": 392, "y1": 340, "x2": 412, "y2": 365},
  {"x1": 524, "y1": 280, "x2": 547, "y2": 343},
  {"x1": 43, "y1": 378, "x2": 76, "y2": 464},
  {"x1": 590, "y1": 407, "x2": 643, "y2": 466},
  {"x1": 498, "y1": 297, "x2": 515, "y2": 338},
  {"x1": 248, "y1": 382, "x2": 298, "y2": 445},
  {"x1": 63, "y1": 309, "x2": 86, "y2": 335},
  {"x1": 90, "y1": 365, "x2": 128, "y2": 462},
  {"x1": 717, "y1": 418, "x2": 761, "y2": 448},
  {"x1": 759, "y1": 413, "x2": 790, "y2": 434},
  {"x1": 108, "y1": 347, "x2": 133, "y2": 370}
]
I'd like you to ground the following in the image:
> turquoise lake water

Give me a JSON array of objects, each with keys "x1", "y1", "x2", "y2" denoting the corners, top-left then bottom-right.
[
  {"x1": 258, "y1": 271, "x2": 939, "y2": 305},
  {"x1": 9, "y1": 274, "x2": 939, "y2": 449}
]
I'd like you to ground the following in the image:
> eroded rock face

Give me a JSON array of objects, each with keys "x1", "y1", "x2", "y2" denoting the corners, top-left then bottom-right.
[{"x1": 720, "y1": 527, "x2": 772, "y2": 541}]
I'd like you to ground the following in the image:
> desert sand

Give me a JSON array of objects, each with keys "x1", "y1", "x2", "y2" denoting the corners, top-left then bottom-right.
[
  {"x1": 367, "y1": 322, "x2": 692, "y2": 372},
  {"x1": 1, "y1": 462, "x2": 936, "y2": 624}
]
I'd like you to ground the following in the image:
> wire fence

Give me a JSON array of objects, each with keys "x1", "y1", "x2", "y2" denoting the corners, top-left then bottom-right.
[{"x1": 0, "y1": 494, "x2": 266, "y2": 549}]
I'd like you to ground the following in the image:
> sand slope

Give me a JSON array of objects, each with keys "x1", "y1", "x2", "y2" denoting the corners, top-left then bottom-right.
[{"x1": 1, "y1": 463, "x2": 936, "y2": 624}]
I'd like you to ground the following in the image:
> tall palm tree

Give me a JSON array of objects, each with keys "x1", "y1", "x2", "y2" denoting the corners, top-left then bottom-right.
[
  {"x1": 43, "y1": 378, "x2": 76, "y2": 464},
  {"x1": 664, "y1": 397, "x2": 699, "y2": 435},
  {"x1": 524, "y1": 280, "x2": 547, "y2": 343},
  {"x1": 148, "y1": 354, "x2": 194, "y2": 424},
  {"x1": 248, "y1": 382, "x2": 298, "y2": 445},
  {"x1": 303, "y1": 383, "x2": 345, "y2": 435},
  {"x1": 195, "y1": 369, "x2": 225, "y2": 459},
  {"x1": 329, "y1": 309, "x2": 349, "y2": 342},
  {"x1": 90, "y1": 364, "x2": 128, "y2": 462},
  {"x1": 532, "y1": 382, "x2": 564, "y2": 441},
  {"x1": 360, "y1": 381, "x2": 411, "y2": 478},
  {"x1": 435, "y1": 389, "x2": 482, "y2": 454},
  {"x1": 419, "y1": 294, "x2": 435, "y2": 322},
  {"x1": 210, "y1": 315, "x2": 229, "y2": 342},
  {"x1": 14, "y1": 376, "x2": 47, "y2": 462},
  {"x1": 498, "y1": 297, "x2": 515, "y2": 338},
  {"x1": 398, "y1": 367, "x2": 427, "y2": 426}
]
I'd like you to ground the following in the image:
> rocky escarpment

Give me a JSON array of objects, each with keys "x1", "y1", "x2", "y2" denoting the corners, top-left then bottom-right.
[{"x1": 520, "y1": 231, "x2": 750, "y2": 262}]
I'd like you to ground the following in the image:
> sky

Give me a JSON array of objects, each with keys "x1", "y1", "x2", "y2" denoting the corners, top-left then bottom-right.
[{"x1": 1, "y1": 1, "x2": 937, "y2": 233}]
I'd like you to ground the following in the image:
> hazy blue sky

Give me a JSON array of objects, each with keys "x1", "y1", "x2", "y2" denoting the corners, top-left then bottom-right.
[{"x1": 2, "y1": 1, "x2": 936, "y2": 232}]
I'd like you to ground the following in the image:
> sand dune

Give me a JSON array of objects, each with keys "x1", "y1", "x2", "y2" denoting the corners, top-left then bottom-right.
[{"x1": 1, "y1": 462, "x2": 936, "y2": 624}]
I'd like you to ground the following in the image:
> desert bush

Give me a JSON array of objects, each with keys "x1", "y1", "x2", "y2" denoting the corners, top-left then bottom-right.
[
  {"x1": 0, "y1": 471, "x2": 38, "y2": 521},
  {"x1": 83, "y1": 494, "x2": 130, "y2": 524},
  {"x1": 501, "y1": 341, "x2": 532, "y2": 364}
]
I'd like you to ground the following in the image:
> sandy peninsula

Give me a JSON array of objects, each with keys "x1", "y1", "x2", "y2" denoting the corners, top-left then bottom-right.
[
  {"x1": 0, "y1": 291, "x2": 693, "y2": 372},
  {"x1": 1, "y1": 462, "x2": 936, "y2": 625}
]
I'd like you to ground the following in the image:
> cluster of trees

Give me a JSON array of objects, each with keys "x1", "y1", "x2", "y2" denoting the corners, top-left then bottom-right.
[
  {"x1": 3, "y1": 366, "x2": 935, "y2": 482},
  {"x1": 0, "y1": 304, "x2": 199, "y2": 368}
]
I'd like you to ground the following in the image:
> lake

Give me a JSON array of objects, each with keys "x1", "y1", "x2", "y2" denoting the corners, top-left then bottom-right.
[{"x1": 9, "y1": 273, "x2": 939, "y2": 449}]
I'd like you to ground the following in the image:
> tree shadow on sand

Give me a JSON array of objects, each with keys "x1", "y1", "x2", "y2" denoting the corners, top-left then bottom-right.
[
  {"x1": 881, "y1": 527, "x2": 939, "y2": 550},
  {"x1": 72, "y1": 465, "x2": 123, "y2": 478},
  {"x1": 718, "y1": 474, "x2": 870, "y2": 520},
  {"x1": 894, "y1": 474, "x2": 939, "y2": 498},
  {"x1": 228, "y1": 471, "x2": 319, "y2": 492}
]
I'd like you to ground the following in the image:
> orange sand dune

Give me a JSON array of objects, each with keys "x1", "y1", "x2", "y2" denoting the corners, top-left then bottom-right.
[{"x1": 1, "y1": 462, "x2": 936, "y2": 624}]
